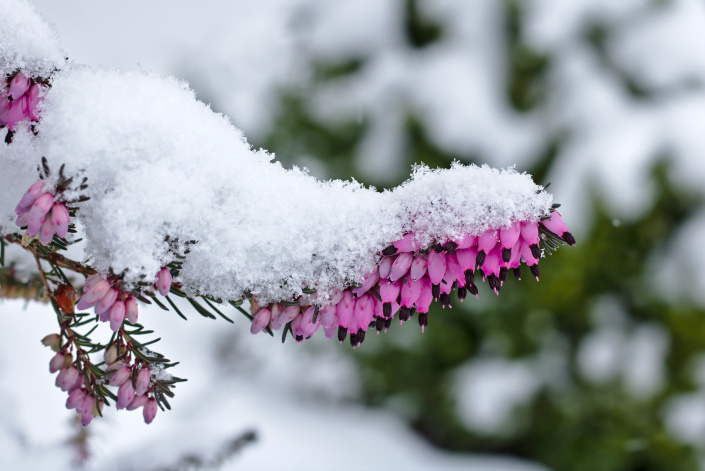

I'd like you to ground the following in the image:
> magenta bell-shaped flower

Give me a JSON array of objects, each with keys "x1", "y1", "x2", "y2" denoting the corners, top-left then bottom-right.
[
  {"x1": 27, "y1": 83, "x2": 42, "y2": 120},
  {"x1": 520, "y1": 221, "x2": 539, "y2": 246},
  {"x1": 250, "y1": 307, "x2": 271, "y2": 335},
  {"x1": 49, "y1": 352, "x2": 66, "y2": 373},
  {"x1": 389, "y1": 252, "x2": 413, "y2": 282},
  {"x1": 109, "y1": 300, "x2": 126, "y2": 332},
  {"x1": 400, "y1": 277, "x2": 422, "y2": 307},
  {"x1": 378, "y1": 255, "x2": 394, "y2": 279},
  {"x1": 135, "y1": 367, "x2": 151, "y2": 396},
  {"x1": 541, "y1": 211, "x2": 576, "y2": 245},
  {"x1": 6, "y1": 95, "x2": 28, "y2": 129},
  {"x1": 353, "y1": 294, "x2": 375, "y2": 332},
  {"x1": 80, "y1": 278, "x2": 111, "y2": 306},
  {"x1": 278, "y1": 305, "x2": 300, "y2": 324},
  {"x1": 455, "y1": 246, "x2": 477, "y2": 272},
  {"x1": 117, "y1": 381, "x2": 136, "y2": 410},
  {"x1": 455, "y1": 233, "x2": 477, "y2": 249},
  {"x1": 393, "y1": 232, "x2": 420, "y2": 252},
  {"x1": 8, "y1": 72, "x2": 30, "y2": 100},
  {"x1": 56, "y1": 366, "x2": 79, "y2": 392},
  {"x1": 409, "y1": 253, "x2": 427, "y2": 281},
  {"x1": 379, "y1": 279, "x2": 401, "y2": 304},
  {"x1": 352, "y1": 269, "x2": 380, "y2": 297},
  {"x1": 39, "y1": 217, "x2": 55, "y2": 245},
  {"x1": 427, "y1": 250, "x2": 446, "y2": 285},
  {"x1": 155, "y1": 267, "x2": 172, "y2": 296},
  {"x1": 50, "y1": 203, "x2": 70, "y2": 238},
  {"x1": 143, "y1": 398, "x2": 158, "y2": 424},
  {"x1": 415, "y1": 277, "x2": 433, "y2": 314},
  {"x1": 336, "y1": 290, "x2": 356, "y2": 329}
]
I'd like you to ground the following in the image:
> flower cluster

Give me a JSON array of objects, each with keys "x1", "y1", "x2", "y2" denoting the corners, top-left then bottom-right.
[
  {"x1": 0, "y1": 71, "x2": 46, "y2": 143},
  {"x1": 103, "y1": 344, "x2": 159, "y2": 424},
  {"x1": 14, "y1": 180, "x2": 69, "y2": 245},
  {"x1": 43, "y1": 334, "x2": 104, "y2": 426},
  {"x1": 75, "y1": 268, "x2": 172, "y2": 332},
  {"x1": 250, "y1": 211, "x2": 575, "y2": 348}
]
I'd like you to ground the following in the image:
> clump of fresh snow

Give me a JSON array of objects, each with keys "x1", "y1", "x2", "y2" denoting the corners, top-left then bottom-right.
[
  {"x1": 0, "y1": 2, "x2": 552, "y2": 305},
  {"x1": 0, "y1": 0, "x2": 64, "y2": 76}
]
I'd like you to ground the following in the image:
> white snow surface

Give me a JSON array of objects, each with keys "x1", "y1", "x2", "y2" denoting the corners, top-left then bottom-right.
[{"x1": 0, "y1": 4, "x2": 552, "y2": 305}]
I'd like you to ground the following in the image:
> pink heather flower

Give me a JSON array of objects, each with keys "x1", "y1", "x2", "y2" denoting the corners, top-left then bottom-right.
[
  {"x1": 77, "y1": 393, "x2": 95, "y2": 416},
  {"x1": 56, "y1": 366, "x2": 79, "y2": 392},
  {"x1": 15, "y1": 211, "x2": 29, "y2": 228},
  {"x1": 389, "y1": 252, "x2": 413, "y2": 283},
  {"x1": 107, "y1": 365, "x2": 131, "y2": 387},
  {"x1": 27, "y1": 83, "x2": 42, "y2": 120},
  {"x1": 499, "y1": 222, "x2": 521, "y2": 262},
  {"x1": 456, "y1": 246, "x2": 477, "y2": 272},
  {"x1": 541, "y1": 211, "x2": 576, "y2": 245},
  {"x1": 95, "y1": 288, "x2": 118, "y2": 316},
  {"x1": 415, "y1": 277, "x2": 434, "y2": 314},
  {"x1": 15, "y1": 181, "x2": 44, "y2": 215},
  {"x1": 393, "y1": 232, "x2": 420, "y2": 252},
  {"x1": 80, "y1": 410, "x2": 94, "y2": 427},
  {"x1": 0, "y1": 95, "x2": 9, "y2": 127},
  {"x1": 250, "y1": 307, "x2": 271, "y2": 335},
  {"x1": 125, "y1": 296, "x2": 139, "y2": 324},
  {"x1": 268, "y1": 304, "x2": 282, "y2": 330},
  {"x1": 519, "y1": 240, "x2": 540, "y2": 281},
  {"x1": 26, "y1": 193, "x2": 54, "y2": 236},
  {"x1": 455, "y1": 234, "x2": 477, "y2": 249},
  {"x1": 103, "y1": 344, "x2": 118, "y2": 365},
  {"x1": 109, "y1": 300, "x2": 126, "y2": 332},
  {"x1": 135, "y1": 367, "x2": 151, "y2": 396},
  {"x1": 155, "y1": 267, "x2": 173, "y2": 296},
  {"x1": 39, "y1": 217, "x2": 56, "y2": 245},
  {"x1": 400, "y1": 277, "x2": 422, "y2": 308},
  {"x1": 352, "y1": 269, "x2": 380, "y2": 297},
  {"x1": 49, "y1": 352, "x2": 66, "y2": 373},
  {"x1": 7, "y1": 95, "x2": 28, "y2": 129},
  {"x1": 143, "y1": 398, "x2": 158, "y2": 424},
  {"x1": 300, "y1": 306, "x2": 322, "y2": 338},
  {"x1": 353, "y1": 294, "x2": 374, "y2": 332},
  {"x1": 321, "y1": 304, "x2": 338, "y2": 339},
  {"x1": 378, "y1": 256, "x2": 393, "y2": 279},
  {"x1": 329, "y1": 288, "x2": 344, "y2": 305},
  {"x1": 323, "y1": 322, "x2": 337, "y2": 340},
  {"x1": 291, "y1": 313, "x2": 304, "y2": 340},
  {"x1": 277, "y1": 305, "x2": 300, "y2": 324},
  {"x1": 379, "y1": 279, "x2": 401, "y2": 318},
  {"x1": 126, "y1": 394, "x2": 148, "y2": 411},
  {"x1": 8, "y1": 72, "x2": 30, "y2": 100},
  {"x1": 375, "y1": 297, "x2": 399, "y2": 321},
  {"x1": 520, "y1": 221, "x2": 540, "y2": 259},
  {"x1": 427, "y1": 250, "x2": 446, "y2": 285},
  {"x1": 81, "y1": 278, "x2": 111, "y2": 306},
  {"x1": 476, "y1": 229, "x2": 498, "y2": 266},
  {"x1": 409, "y1": 253, "x2": 427, "y2": 281},
  {"x1": 67, "y1": 373, "x2": 84, "y2": 393},
  {"x1": 117, "y1": 381, "x2": 136, "y2": 410},
  {"x1": 50, "y1": 203, "x2": 70, "y2": 238},
  {"x1": 66, "y1": 388, "x2": 87, "y2": 410},
  {"x1": 336, "y1": 290, "x2": 356, "y2": 329}
]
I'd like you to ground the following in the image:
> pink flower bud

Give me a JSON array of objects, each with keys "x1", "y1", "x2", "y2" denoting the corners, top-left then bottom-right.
[
  {"x1": 80, "y1": 410, "x2": 94, "y2": 427},
  {"x1": 455, "y1": 234, "x2": 477, "y2": 249},
  {"x1": 329, "y1": 288, "x2": 344, "y2": 305},
  {"x1": 126, "y1": 394, "x2": 148, "y2": 411},
  {"x1": 415, "y1": 277, "x2": 434, "y2": 314},
  {"x1": 456, "y1": 247, "x2": 478, "y2": 272},
  {"x1": 49, "y1": 352, "x2": 65, "y2": 373},
  {"x1": 135, "y1": 368, "x2": 151, "y2": 396},
  {"x1": 155, "y1": 267, "x2": 172, "y2": 296},
  {"x1": 400, "y1": 277, "x2": 422, "y2": 308},
  {"x1": 109, "y1": 300, "x2": 126, "y2": 332},
  {"x1": 16, "y1": 181, "x2": 44, "y2": 215},
  {"x1": 81, "y1": 278, "x2": 111, "y2": 305},
  {"x1": 323, "y1": 322, "x2": 337, "y2": 340},
  {"x1": 27, "y1": 193, "x2": 54, "y2": 236},
  {"x1": 378, "y1": 256, "x2": 394, "y2": 279},
  {"x1": 427, "y1": 250, "x2": 447, "y2": 285},
  {"x1": 321, "y1": 304, "x2": 337, "y2": 328},
  {"x1": 353, "y1": 294, "x2": 374, "y2": 332},
  {"x1": 444, "y1": 252, "x2": 466, "y2": 287},
  {"x1": 520, "y1": 221, "x2": 539, "y2": 246},
  {"x1": 27, "y1": 83, "x2": 42, "y2": 120},
  {"x1": 125, "y1": 296, "x2": 139, "y2": 324},
  {"x1": 541, "y1": 211, "x2": 575, "y2": 245},
  {"x1": 67, "y1": 373, "x2": 84, "y2": 393},
  {"x1": 66, "y1": 388, "x2": 86, "y2": 410},
  {"x1": 379, "y1": 279, "x2": 401, "y2": 304},
  {"x1": 143, "y1": 398, "x2": 158, "y2": 424},
  {"x1": 520, "y1": 240, "x2": 539, "y2": 266},
  {"x1": 95, "y1": 288, "x2": 118, "y2": 316},
  {"x1": 77, "y1": 393, "x2": 95, "y2": 416},
  {"x1": 250, "y1": 307, "x2": 271, "y2": 335},
  {"x1": 409, "y1": 253, "x2": 427, "y2": 281},
  {"x1": 117, "y1": 381, "x2": 136, "y2": 410},
  {"x1": 7, "y1": 95, "x2": 28, "y2": 129},
  {"x1": 389, "y1": 252, "x2": 413, "y2": 283},
  {"x1": 50, "y1": 203, "x2": 70, "y2": 239},
  {"x1": 8, "y1": 72, "x2": 30, "y2": 100},
  {"x1": 300, "y1": 306, "x2": 322, "y2": 337},
  {"x1": 107, "y1": 365, "x2": 131, "y2": 386},
  {"x1": 15, "y1": 211, "x2": 29, "y2": 228},
  {"x1": 477, "y1": 229, "x2": 498, "y2": 254},
  {"x1": 57, "y1": 366, "x2": 79, "y2": 392},
  {"x1": 352, "y1": 269, "x2": 380, "y2": 297},
  {"x1": 277, "y1": 305, "x2": 300, "y2": 324},
  {"x1": 38, "y1": 216, "x2": 56, "y2": 245},
  {"x1": 500, "y1": 222, "x2": 521, "y2": 250},
  {"x1": 336, "y1": 290, "x2": 356, "y2": 328},
  {"x1": 393, "y1": 232, "x2": 420, "y2": 252}
]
